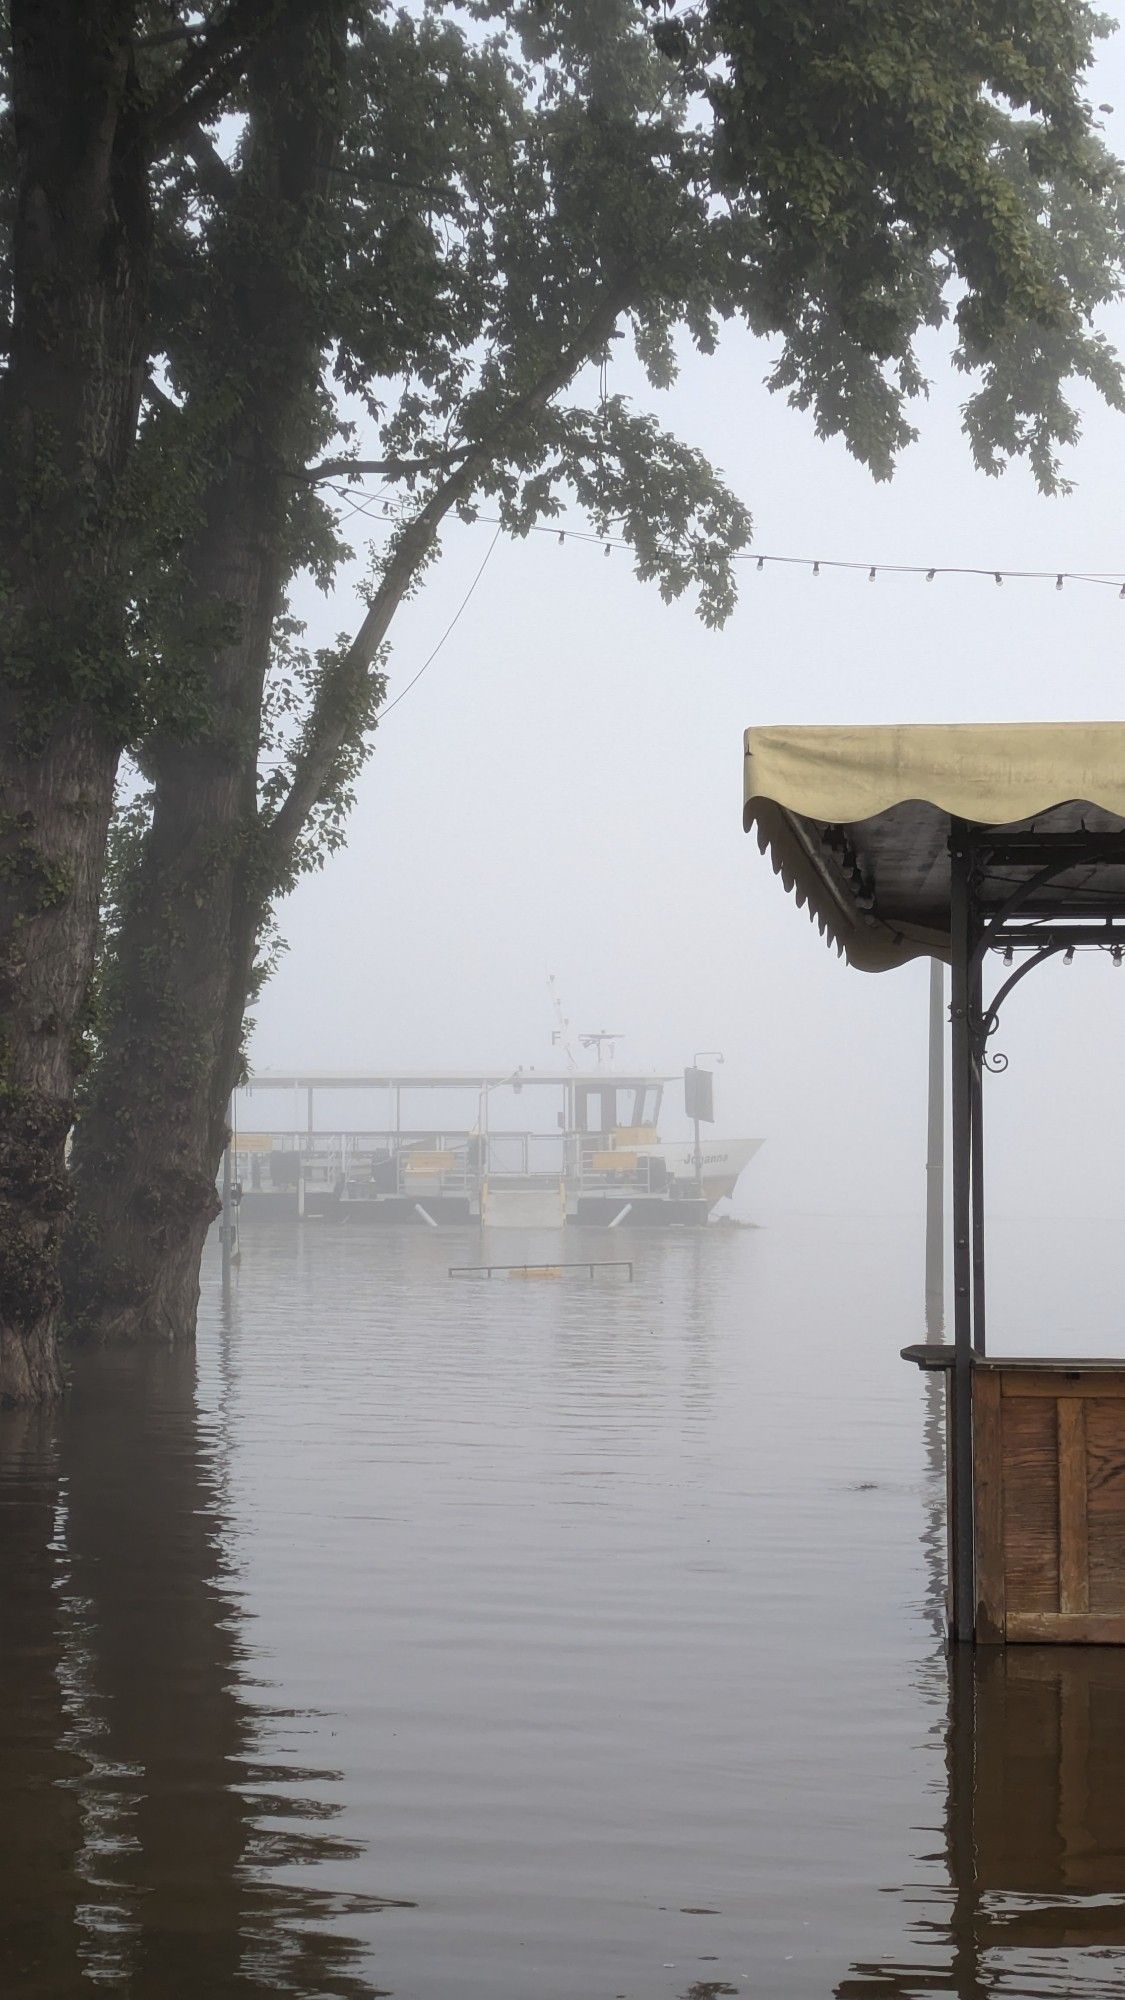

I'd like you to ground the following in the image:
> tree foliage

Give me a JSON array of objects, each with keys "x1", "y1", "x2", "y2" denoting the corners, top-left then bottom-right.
[
  {"x1": 644, "y1": 0, "x2": 1125, "y2": 486},
  {"x1": 5, "y1": 2, "x2": 1123, "y2": 840},
  {"x1": 106, "y1": 1, "x2": 1125, "y2": 906}
]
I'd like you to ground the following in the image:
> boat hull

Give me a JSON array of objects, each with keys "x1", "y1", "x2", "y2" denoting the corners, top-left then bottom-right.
[{"x1": 629, "y1": 1136, "x2": 764, "y2": 1205}]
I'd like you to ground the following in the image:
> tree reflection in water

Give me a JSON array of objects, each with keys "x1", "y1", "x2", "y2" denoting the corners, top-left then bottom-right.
[{"x1": 0, "y1": 1343, "x2": 403, "y2": 1998}]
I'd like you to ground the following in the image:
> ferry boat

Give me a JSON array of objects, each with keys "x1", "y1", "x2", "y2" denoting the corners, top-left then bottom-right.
[{"x1": 228, "y1": 1064, "x2": 762, "y2": 1228}]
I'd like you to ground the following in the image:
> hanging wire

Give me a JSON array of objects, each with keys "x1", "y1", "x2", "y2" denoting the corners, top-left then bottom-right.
[
  {"x1": 319, "y1": 484, "x2": 1125, "y2": 592},
  {"x1": 377, "y1": 525, "x2": 503, "y2": 722}
]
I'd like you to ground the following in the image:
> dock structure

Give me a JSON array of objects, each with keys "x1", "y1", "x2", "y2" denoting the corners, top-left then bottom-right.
[
  {"x1": 227, "y1": 1067, "x2": 756, "y2": 1227},
  {"x1": 745, "y1": 721, "x2": 1125, "y2": 1645}
]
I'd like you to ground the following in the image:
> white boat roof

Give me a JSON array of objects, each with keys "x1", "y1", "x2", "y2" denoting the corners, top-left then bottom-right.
[{"x1": 241, "y1": 1069, "x2": 676, "y2": 1092}]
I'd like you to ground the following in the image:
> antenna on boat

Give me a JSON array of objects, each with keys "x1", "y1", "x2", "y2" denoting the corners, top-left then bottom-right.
[
  {"x1": 577, "y1": 1030, "x2": 623, "y2": 1068},
  {"x1": 547, "y1": 973, "x2": 578, "y2": 1068}
]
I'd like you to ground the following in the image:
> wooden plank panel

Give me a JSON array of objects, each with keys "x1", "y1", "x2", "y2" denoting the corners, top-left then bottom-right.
[
  {"x1": 1086, "y1": 1396, "x2": 1125, "y2": 1615},
  {"x1": 1058, "y1": 1398, "x2": 1089, "y2": 1614},
  {"x1": 1003, "y1": 1372, "x2": 1125, "y2": 1398},
  {"x1": 1001, "y1": 1396, "x2": 1059, "y2": 1615},
  {"x1": 1007, "y1": 1611, "x2": 1125, "y2": 1644},
  {"x1": 972, "y1": 1369, "x2": 1005, "y2": 1642}
]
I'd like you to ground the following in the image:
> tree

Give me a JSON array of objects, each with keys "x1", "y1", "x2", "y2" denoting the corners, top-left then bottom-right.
[
  {"x1": 64, "y1": 0, "x2": 760, "y2": 1344},
  {"x1": 0, "y1": 0, "x2": 292, "y2": 1403},
  {"x1": 2, "y1": 2, "x2": 1122, "y2": 1385}
]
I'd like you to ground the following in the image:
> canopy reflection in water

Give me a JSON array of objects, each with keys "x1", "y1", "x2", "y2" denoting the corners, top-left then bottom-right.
[
  {"x1": 0, "y1": 1343, "x2": 399, "y2": 1999},
  {"x1": 838, "y1": 1646, "x2": 1125, "y2": 1996}
]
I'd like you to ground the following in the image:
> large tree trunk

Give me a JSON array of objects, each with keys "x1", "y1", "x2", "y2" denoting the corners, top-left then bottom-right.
[
  {"x1": 0, "y1": 716, "x2": 120, "y2": 1401},
  {"x1": 65, "y1": 10, "x2": 345, "y2": 1347},
  {"x1": 0, "y1": 3, "x2": 151, "y2": 1402},
  {"x1": 64, "y1": 694, "x2": 266, "y2": 1345}
]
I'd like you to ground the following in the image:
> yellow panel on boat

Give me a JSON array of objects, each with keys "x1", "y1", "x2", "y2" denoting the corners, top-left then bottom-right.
[
  {"x1": 234, "y1": 1133, "x2": 273, "y2": 1152},
  {"x1": 612, "y1": 1127, "x2": 658, "y2": 1147},
  {"x1": 404, "y1": 1151, "x2": 456, "y2": 1174},
  {"x1": 592, "y1": 1151, "x2": 637, "y2": 1172}
]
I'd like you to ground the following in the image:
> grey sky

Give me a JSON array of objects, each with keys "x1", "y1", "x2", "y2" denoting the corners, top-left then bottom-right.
[{"x1": 250, "y1": 10, "x2": 1125, "y2": 1313}]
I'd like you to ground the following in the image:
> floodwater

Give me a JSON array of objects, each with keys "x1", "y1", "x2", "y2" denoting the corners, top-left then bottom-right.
[{"x1": 3, "y1": 1213, "x2": 1125, "y2": 1998}]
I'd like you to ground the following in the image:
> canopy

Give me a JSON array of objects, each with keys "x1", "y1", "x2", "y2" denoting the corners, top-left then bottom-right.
[{"x1": 743, "y1": 722, "x2": 1125, "y2": 971}]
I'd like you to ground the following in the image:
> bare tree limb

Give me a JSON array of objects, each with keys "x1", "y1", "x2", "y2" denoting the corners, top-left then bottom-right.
[{"x1": 264, "y1": 284, "x2": 631, "y2": 872}]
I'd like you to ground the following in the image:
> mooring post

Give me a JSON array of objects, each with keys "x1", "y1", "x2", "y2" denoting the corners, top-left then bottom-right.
[
  {"x1": 949, "y1": 826, "x2": 976, "y2": 1641},
  {"x1": 925, "y1": 958, "x2": 945, "y2": 1333}
]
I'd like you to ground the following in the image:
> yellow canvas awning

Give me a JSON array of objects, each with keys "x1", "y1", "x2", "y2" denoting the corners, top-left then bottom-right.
[{"x1": 743, "y1": 722, "x2": 1125, "y2": 972}]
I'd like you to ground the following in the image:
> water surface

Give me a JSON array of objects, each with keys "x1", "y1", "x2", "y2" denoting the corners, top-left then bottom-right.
[{"x1": 2, "y1": 1214, "x2": 1124, "y2": 1997}]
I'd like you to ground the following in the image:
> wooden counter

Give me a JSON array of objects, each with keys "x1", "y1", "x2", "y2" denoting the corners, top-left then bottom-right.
[{"x1": 903, "y1": 1349, "x2": 1125, "y2": 1645}]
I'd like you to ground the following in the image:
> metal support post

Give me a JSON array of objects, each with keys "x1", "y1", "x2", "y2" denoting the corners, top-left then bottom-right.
[
  {"x1": 925, "y1": 959, "x2": 945, "y2": 1334},
  {"x1": 969, "y1": 954, "x2": 987, "y2": 1358},
  {"x1": 221, "y1": 1134, "x2": 232, "y2": 1291},
  {"x1": 949, "y1": 826, "x2": 976, "y2": 1642}
]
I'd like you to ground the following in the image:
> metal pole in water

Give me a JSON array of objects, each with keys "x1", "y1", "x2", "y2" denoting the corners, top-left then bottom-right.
[
  {"x1": 221, "y1": 1119, "x2": 232, "y2": 1291},
  {"x1": 925, "y1": 958, "x2": 945, "y2": 1333},
  {"x1": 949, "y1": 826, "x2": 976, "y2": 1642}
]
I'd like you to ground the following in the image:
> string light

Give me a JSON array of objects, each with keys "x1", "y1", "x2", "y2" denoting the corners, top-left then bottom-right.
[{"x1": 320, "y1": 482, "x2": 1125, "y2": 594}]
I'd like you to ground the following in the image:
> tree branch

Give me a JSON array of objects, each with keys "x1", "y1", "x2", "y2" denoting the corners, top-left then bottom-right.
[
  {"x1": 145, "y1": 0, "x2": 298, "y2": 152},
  {"x1": 265, "y1": 284, "x2": 631, "y2": 871},
  {"x1": 143, "y1": 371, "x2": 179, "y2": 414},
  {"x1": 134, "y1": 25, "x2": 209, "y2": 50},
  {"x1": 183, "y1": 121, "x2": 236, "y2": 200},
  {"x1": 302, "y1": 448, "x2": 471, "y2": 485}
]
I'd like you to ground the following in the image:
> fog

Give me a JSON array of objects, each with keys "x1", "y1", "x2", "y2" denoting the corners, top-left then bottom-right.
[{"x1": 251, "y1": 14, "x2": 1125, "y2": 1289}]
